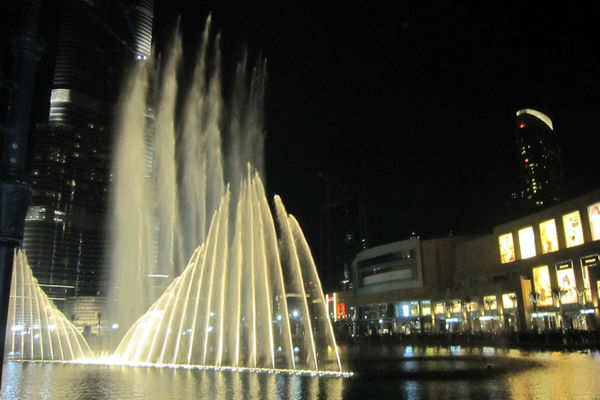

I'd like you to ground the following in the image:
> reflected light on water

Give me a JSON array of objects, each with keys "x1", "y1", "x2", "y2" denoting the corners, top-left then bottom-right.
[{"x1": 4, "y1": 347, "x2": 600, "y2": 399}]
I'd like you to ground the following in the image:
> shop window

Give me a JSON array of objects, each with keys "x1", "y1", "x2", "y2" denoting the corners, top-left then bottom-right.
[
  {"x1": 410, "y1": 301, "x2": 419, "y2": 316},
  {"x1": 532, "y1": 266, "x2": 553, "y2": 306},
  {"x1": 450, "y1": 300, "x2": 462, "y2": 313},
  {"x1": 581, "y1": 263, "x2": 593, "y2": 303},
  {"x1": 421, "y1": 301, "x2": 431, "y2": 316},
  {"x1": 483, "y1": 295, "x2": 497, "y2": 310},
  {"x1": 555, "y1": 262, "x2": 577, "y2": 304},
  {"x1": 502, "y1": 293, "x2": 517, "y2": 309}
]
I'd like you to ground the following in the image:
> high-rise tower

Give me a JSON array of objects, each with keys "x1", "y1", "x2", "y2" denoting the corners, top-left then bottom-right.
[
  {"x1": 23, "y1": 0, "x2": 154, "y2": 302},
  {"x1": 514, "y1": 108, "x2": 566, "y2": 214}
]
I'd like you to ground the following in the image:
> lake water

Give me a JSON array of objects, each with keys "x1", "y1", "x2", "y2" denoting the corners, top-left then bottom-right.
[{"x1": 2, "y1": 345, "x2": 600, "y2": 399}]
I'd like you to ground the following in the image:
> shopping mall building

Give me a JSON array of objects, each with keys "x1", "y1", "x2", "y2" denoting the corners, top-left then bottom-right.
[{"x1": 329, "y1": 188, "x2": 600, "y2": 335}]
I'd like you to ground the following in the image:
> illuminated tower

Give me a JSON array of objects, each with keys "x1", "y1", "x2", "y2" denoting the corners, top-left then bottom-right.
[
  {"x1": 22, "y1": 0, "x2": 154, "y2": 302},
  {"x1": 515, "y1": 108, "x2": 566, "y2": 213}
]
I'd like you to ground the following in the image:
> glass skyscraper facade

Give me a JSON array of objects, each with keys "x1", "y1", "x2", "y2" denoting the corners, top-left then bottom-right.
[
  {"x1": 23, "y1": 0, "x2": 154, "y2": 302},
  {"x1": 514, "y1": 108, "x2": 566, "y2": 214}
]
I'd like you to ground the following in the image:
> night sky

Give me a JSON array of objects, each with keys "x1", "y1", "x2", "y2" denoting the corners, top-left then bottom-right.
[{"x1": 156, "y1": 3, "x2": 600, "y2": 261}]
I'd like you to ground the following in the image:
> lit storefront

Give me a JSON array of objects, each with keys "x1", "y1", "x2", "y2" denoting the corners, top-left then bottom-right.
[
  {"x1": 393, "y1": 301, "x2": 421, "y2": 334},
  {"x1": 433, "y1": 301, "x2": 447, "y2": 332},
  {"x1": 480, "y1": 295, "x2": 501, "y2": 332},
  {"x1": 343, "y1": 189, "x2": 600, "y2": 336},
  {"x1": 501, "y1": 293, "x2": 519, "y2": 331}
]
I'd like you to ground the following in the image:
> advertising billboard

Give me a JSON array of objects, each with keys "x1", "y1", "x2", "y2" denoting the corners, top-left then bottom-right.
[
  {"x1": 518, "y1": 226, "x2": 536, "y2": 259},
  {"x1": 563, "y1": 211, "x2": 584, "y2": 248},
  {"x1": 532, "y1": 265, "x2": 553, "y2": 306},
  {"x1": 589, "y1": 202, "x2": 600, "y2": 241},
  {"x1": 498, "y1": 233, "x2": 516, "y2": 263},
  {"x1": 539, "y1": 219, "x2": 559, "y2": 254},
  {"x1": 556, "y1": 262, "x2": 577, "y2": 304}
]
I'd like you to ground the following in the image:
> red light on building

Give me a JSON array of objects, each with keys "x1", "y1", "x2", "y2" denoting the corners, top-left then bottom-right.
[
  {"x1": 524, "y1": 158, "x2": 529, "y2": 163},
  {"x1": 519, "y1": 123, "x2": 526, "y2": 128}
]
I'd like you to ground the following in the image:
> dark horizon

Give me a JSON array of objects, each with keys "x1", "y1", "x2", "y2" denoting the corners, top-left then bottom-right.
[
  {"x1": 153, "y1": 4, "x2": 600, "y2": 247},
  {"x1": 3, "y1": 1, "x2": 600, "y2": 291}
]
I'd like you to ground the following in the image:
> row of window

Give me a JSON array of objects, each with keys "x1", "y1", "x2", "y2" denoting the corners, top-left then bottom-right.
[
  {"x1": 499, "y1": 202, "x2": 600, "y2": 263},
  {"x1": 390, "y1": 295, "x2": 519, "y2": 319},
  {"x1": 531, "y1": 259, "x2": 600, "y2": 307}
]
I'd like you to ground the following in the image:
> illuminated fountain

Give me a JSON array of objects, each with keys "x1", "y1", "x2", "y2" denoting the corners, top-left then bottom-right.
[
  {"x1": 108, "y1": 16, "x2": 266, "y2": 332},
  {"x1": 106, "y1": 17, "x2": 348, "y2": 376},
  {"x1": 5, "y1": 250, "x2": 92, "y2": 361},
  {"x1": 112, "y1": 170, "x2": 343, "y2": 374}
]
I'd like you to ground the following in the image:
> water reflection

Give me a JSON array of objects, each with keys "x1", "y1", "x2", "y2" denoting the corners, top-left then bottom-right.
[{"x1": 3, "y1": 347, "x2": 600, "y2": 399}]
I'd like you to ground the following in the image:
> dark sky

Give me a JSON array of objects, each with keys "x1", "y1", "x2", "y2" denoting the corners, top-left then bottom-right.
[{"x1": 156, "y1": 3, "x2": 600, "y2": 255}]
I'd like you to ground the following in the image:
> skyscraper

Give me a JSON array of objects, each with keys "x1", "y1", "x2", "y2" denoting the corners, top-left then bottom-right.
[
  {"x1": 23, "y1": 0, "x2": 154, "y2": 302},
  {"x1": 514, "y1": 108, "x2": 566, "y2": 214}
]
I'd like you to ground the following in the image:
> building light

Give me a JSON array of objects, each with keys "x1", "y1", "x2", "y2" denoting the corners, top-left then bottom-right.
[
  {"x1": 519, "y1": 123, "x2": 526, "y2": 128},
  {"x1": 524, "y1": 158, "x2": 529, "y2": 163}
]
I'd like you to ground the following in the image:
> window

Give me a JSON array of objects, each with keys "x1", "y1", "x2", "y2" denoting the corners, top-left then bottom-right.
[
  {"x1": 421, "y1": 301, "x2": 431, "y2": 316},
  {"x1": 502, "y1": 293, "x2": 517, "y2": 309},
  {"x1": 498, "y1": 233, "x2": 516, "y2": 263},
  {"x1": 450, "y1": 300, "x2": 462, "y2": 314},
  {"x1": 434, "y1": 302, "x2": 445, "y2": 315},
  {"x1": 588, "y1": 202, "x2": 600, "y2": 241},
  {"x1": 539, "y1": 219, "x2": 559, "y2": 254},
  {"x1": 518, "y1": 227, "x2": 536, "y2": 259},
  {"x1": 563, "y1": 211, "x2": 584, "y2": 247},
  {"x1": 532, "y1": 266, "x2": 553, "y2": 306},
  {"x1": 483, "y1": 295, "x2": 497, "y2": 310},
  {"x1": 555, "y1": 262, "x2": 577, "y2": 304}
]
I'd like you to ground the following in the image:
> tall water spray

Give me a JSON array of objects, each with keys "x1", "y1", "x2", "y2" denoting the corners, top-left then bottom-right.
[
  {"x1": 107, "y1": 17, "x2": 343, "y2": 374},
  {"x1": 108, "y1": 17, "x2": 265, "y2": 331}
]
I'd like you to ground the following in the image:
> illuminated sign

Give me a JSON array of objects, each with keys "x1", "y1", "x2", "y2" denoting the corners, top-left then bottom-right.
[
  {"x1": 589, "y1": 202, "x2": 600, "y2": 241},
  {"x1": 498, "y1": 233, "x2": 516, "y2": 263},
  {"x1": 563, "y1": 211, "x2": 584, "y2": 248},
  {"x1": 555, "y1": 261, "x2": 577, "y2": 304},
  {"x1": 539, "y1": 219, "x2": 559, "y2": 254},
  {"x1": 533, "y1": 266, "x2": 553, "y2": 306},
  {"x1": 518, "y1": 226, "x2": 536, "y2": 259},
  {"x1": 581, "y1": 255, "x2": 599, "y2": 268},
  {"x1": 502, "y1": 293, "x2": 517, "y2": 309}
]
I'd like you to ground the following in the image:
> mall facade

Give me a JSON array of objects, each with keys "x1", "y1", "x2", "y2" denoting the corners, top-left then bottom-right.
[{"x1": 329, "y1": 188, "x2": 600, "y2": 335}]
